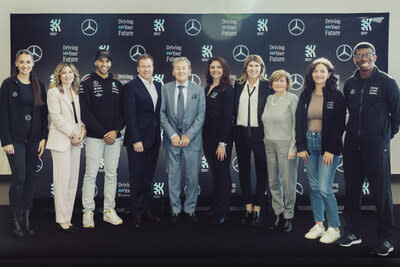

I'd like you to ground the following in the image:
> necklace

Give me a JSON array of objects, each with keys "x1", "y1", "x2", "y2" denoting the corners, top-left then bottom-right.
[{"x1": 271, "y1": 93, "x2": 286, "y2": 106}]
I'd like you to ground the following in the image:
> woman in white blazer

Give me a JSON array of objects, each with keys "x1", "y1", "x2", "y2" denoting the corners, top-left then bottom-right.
[{"x1": 46, "y1": 62, "x2": 85, "y2": 232}]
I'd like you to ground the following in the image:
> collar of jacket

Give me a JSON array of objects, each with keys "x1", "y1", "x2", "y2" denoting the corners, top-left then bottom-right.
[{"x1": 353, "y1": 66, "x2": 379, "y2": 81}]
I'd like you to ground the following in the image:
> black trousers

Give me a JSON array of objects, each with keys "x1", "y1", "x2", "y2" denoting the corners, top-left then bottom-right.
[
  {"x1": 203, "y1": 136, "x2": 232, "y2": 218},
  {"x1": 235, "y1": 126, "x2": 268, "y2": 207},
  {"x1": 127, "y1": 143, "x2": 160, "y2": 216},
  {"x1": 343, "y1": 139, "x2": 393, "y2": 242},
  {"x1": 7, "y1": 142, "x2": 39, "y2": 212}
]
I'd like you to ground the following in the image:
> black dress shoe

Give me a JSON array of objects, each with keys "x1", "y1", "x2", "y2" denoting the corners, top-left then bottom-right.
[
  {"x1": 208, "y1": 216, "x2": 225, "y2": 225},
  {"x1": 56, "y1": 223, "x2": 74, "y2": 232},
  {"x1": 134, "y1": 216, "x2": 143, "y2": 228},
  {"x1": 10, "y1": 218, "x2": 24, "y2": 238},
  {"x1": 282, "y1": 218, "x2": 293, "y2": 232},
  {"x1": 170, "y1": 213, "x2": 180, "y2": 225},
  {"x1": 186, "y1": 212, "x2": 199, "y2": 224},
  {"x1": 251, "y1": 211, "x2": 263, "y2": 226},
  {"x1": 240, "y1": 211, "x2": 252, "y2": 225},
  {"x1": 268, "y1": 213, "x2": 284, "y2": 231},
  {"x1": 145, "y1": 212, "x2": 161, "y2": 223},
  {"x1": 23, "y1": 210, "x2": 35, "y2": 237},
  {"x1": 69, "y1": 225, "x2": 79, "y2": 232}
]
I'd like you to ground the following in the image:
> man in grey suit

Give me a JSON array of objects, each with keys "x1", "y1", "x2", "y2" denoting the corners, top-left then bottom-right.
[{"x1": 160, "y1": 57, "x2": 205, "y2": 224}]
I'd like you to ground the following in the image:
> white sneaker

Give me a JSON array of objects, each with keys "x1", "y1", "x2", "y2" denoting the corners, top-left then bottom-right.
[
  {"x1": 82, "y1": 211, "x2": 94, "y2": 228},
  {"x1": 304, "y1": 224, "x2": 325, "y2": 239},
  {"x1": 103, "y1": 208, "x2": 123, "y2": 225},
  {"x1": 320, "y1": 227, "x2": 340, "y2": 244}
]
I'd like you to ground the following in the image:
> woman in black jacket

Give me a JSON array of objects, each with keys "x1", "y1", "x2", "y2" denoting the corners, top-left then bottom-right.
[
  {"x1": 295, "y1": 57, "x2": 345, "y2": 244},
  {"x1": 202, "y1": 57, "x2": 234, "y2": 224},
  {"x1": 0, "y1": 49, "x2": 48, "y2": 238}
]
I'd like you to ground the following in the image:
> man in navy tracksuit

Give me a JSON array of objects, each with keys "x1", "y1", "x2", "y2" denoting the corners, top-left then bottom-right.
[{"x1": 339, "y1": 42, "x2": 400, "y2": 256}]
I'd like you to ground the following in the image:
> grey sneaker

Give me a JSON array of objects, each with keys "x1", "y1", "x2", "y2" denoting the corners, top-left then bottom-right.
[
  {"x1": 338, "y1": 233, "x2": 362, "y2": 247},
  {"x1": 372, "y1": 240, "x2": 394, "y2": 256}
]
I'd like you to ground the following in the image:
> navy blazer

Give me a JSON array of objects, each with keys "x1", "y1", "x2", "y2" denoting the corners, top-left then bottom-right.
[
  {"x1": 123, "y1": 76, "x2": 162, "y2": 148},
  {"x1": 0, "y1": 75, "x2": 48, "y2": 146}
]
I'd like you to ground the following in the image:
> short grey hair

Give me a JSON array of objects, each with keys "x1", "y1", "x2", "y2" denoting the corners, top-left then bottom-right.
[{"x1": 172, "y1": 57, "x2": 191, "y2": 69}]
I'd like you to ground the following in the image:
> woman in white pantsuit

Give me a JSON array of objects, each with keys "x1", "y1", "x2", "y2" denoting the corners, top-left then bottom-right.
[{"x1": 46, "y1": 62, "x2": 85, "y2": 232}]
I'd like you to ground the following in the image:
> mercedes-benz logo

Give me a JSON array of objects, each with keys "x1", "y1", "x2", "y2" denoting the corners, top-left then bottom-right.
[
  {"x1": 35, "y1": 157, "x2": 43, "y2": 173},
  {"x1": 129, "y1": 45, "x2": 146, "y2": 62},
  {"x1": 296, "y1": 182, "x2": 304, "y2": 195},
  {"x1": 189, "y1": 74, "x2": 201, "y2": 85},
  {"x1": 232, "y1": 45, "x2": 249, "y2": 62},
  {"x1": 336, "y1": 155, "x2": 344, "y2": 173},
  {"x1": 290, "y1": 74, "x2": 304, "y2": 91},
  {"x1": 27, "y1": 45, "x2": 42, "y2": 62},
  {"x1": 184, "y1": 19, "x2": 201, "y2": 36},
  {"x1": 288, "y1": 19, "x2": 305, "y2": 36},
  {"x1": 81, "y1": 19, "x2": 98, "y2": 36},
  {"x1": 231, "y1": 156, "x2": 239, "y2": 172},
  {"x1": 336, "y1": 44, "x2": 353, "y2": 62}
]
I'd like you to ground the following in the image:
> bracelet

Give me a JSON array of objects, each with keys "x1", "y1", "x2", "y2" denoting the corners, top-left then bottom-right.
[{"x1": 218, "y1": 142, "x2": 227, "y2": 147}]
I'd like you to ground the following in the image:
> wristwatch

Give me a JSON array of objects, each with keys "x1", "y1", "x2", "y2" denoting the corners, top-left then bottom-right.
[{"x1": 219, "y1": 142, "x2": 227, "y2": 147}]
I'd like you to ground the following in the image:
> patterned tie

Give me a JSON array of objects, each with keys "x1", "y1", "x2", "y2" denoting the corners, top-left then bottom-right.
[{"x1": 177, "y1": 85, "x2": 185, "y2": 127}]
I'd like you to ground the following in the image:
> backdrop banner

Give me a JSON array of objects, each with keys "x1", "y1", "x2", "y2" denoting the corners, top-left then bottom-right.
[{"x1": 10, "y1": 13, "x2": 388, "y2": 204}]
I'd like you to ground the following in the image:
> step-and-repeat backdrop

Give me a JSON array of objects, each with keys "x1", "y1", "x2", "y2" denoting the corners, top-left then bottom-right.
[{"x1": 10, "y1": 13, "x2": 388, "y2": 203}]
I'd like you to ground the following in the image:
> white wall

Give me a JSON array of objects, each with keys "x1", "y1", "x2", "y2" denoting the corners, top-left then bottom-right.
[{"x1": 1, "y1": 0, "x2": 400, "y2": 171}]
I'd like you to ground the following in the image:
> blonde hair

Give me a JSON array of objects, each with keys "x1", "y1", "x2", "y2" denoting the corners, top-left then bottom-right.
[
  {"x1": 269, "y1": 69, "x2": 292, "y2": 90},
  {"x1": 237, "y1": 54, "x2": 267, "y2": 84},
  {"x1": 50, "y1": 62, "x2": 80, "y2": 94}
]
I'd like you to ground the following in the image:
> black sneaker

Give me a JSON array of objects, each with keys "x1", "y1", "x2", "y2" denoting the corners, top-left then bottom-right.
[
  {"x1": 372, "y1": 240, "x2": 394, "y2": 257},
  {"x1": 338, "y1": 233, "x2": 362, "y2": 247}
]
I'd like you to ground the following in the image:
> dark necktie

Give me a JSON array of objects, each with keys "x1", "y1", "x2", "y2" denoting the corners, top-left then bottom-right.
[
  {"x1": 247, "y1": 84, "x2": 256, "y2": 135},
  {"x1": 177, "y1": 85, "x2": 185, "y2": 127}
]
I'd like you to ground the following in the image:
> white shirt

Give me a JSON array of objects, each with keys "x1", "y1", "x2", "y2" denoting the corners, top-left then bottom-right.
[
  {"x1": 237, "y1": 79, "x2": 259, "y2": 127},
  {"x1": 174, "y1": 81, "x2": 188, "y2": 117},
  {"x1": 138, "y1": 75, "x2": 158, "y2": 111}
]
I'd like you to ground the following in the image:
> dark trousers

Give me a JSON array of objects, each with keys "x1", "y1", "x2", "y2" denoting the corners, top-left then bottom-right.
[
  {"x1": 235, "y1": 126, "x2": 268, "y2": 207},
  {"x1": 343, "y1": 140, "x2": 393, "y2": 242},
  {"x1": 7, "y1": 142, "x2": 39, "y2": 212},
  {"x1": 127, "y1": 143, "x2": 160, "y2": 216},
  {"x1": 203, "y1": 137, "x2": 232, "y2": 218}
]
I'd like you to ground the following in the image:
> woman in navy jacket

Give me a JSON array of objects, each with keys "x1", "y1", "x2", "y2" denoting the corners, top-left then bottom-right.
[
  {"x1": 0, "y1": 49, "x2": 48, "y2": 238},
  {"x1": 295, "y1": 57, "x2": 345, "y2": 244}
]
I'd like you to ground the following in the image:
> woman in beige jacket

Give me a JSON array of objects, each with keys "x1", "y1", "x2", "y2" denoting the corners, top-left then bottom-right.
[{"x1": 46, "y1": 62, "x2": 85, "y2": 232}]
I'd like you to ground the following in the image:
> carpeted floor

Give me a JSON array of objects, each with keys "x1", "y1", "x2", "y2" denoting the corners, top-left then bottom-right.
[{"x1": 0, "y1": 199, "x2": 399, "y2": 266}]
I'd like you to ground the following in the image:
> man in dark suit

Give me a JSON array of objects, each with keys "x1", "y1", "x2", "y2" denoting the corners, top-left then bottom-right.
[{"x1": 123, "y1": 54, "x2": 162, "y2": 228}]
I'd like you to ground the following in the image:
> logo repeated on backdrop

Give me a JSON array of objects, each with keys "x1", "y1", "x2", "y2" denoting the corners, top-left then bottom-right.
[
  {"x1": 288, "y1": 18, "x2": 305, "y2": 36},
  {"x1": 27, "y1": 45, "x2": 43, "y2": 62},
  {"x1": 35, "y1": 158, "x2": 43, "y2": 173},
  {"x1": 232, "y1": 45, "x2": 249, "y2": 62},
  {"x1": 117, "y1": 182, "x2": 130, "y2": 197},
  {"x1": 154, "y1": 18, "x2": 165, "y2": 36},
  {"x1": 361, "y1": 18, "x2": 373, "y2": 34},
  {"x1": 305, "y1": 45, "x2": 316, "y2": 61},
  {"x1": 290, "y1": 74, "x2": 304, "y2": 91},
  {"x1": 49, "y1": 18, "x2": 61, "y2": 36},
  {"x1": 98, "y1": 44, "x2": 110, "y2": 51},
  {"x1": 129, "y1": 45, "x2": 146, "y2": 62},
  {"x1": 362, "y1": 179, "x2": 370, "y2": 195},
  {"x1": 221, "y1": 17, "x2": 238, "y2": 37},
  {"x1": 189, "y1": 74, "x2": 201, "y2": 86},
  {"x1": 231, "y1": 156, "x2": 239, "y2": 173},
  {"x1": 269, "y1": 44, "x2": 285, "y2": 63},
  {"x1": 257, "y1": 18, "x2": 268, "y2": 36},
  {"x1": 185, "y1": 19, "x2": 201, "y2": 36},
  {"x1": 81, "y1": 19, "x2": 98, "y2": 36},
  {"x1": 336, "y1": 44, "x2": 353, "y2": 62},
  {"x1": 201, "y1": 155, "x2": 208, "y2": 173},
  {"x1": 201, "y1": 45, "x2": 213, "y2": 61},
  {"x1": 231, "y1": 183, "x2": 237, "y2": 194},
  {"x1": 49, "y1": 74, "x2": 54, "y2": 85},
  {"x1": 62, "y1": 44, "x2": 79, "y2": 63},
  {"x1": 117, "y1": 18, "x2": 134, "y2": 37},
  {"x1": 165, "y1": 45, "x2": 183, "y2": 63},
  {"x1": 153, "y1": 182, "x2": 165, "y2": 197},
  {"x1": 153, "y1": 74, "x2": 165, "y2": 85},
  {"x1": 324, "y1": 18, "x2": 341, "y2": 36},
  {"x1": 296, "y1": 182, "x2": 304, "y2": 195},
  {"x1": 117, "y1": 74, "x2": 133, "y2": 85}
]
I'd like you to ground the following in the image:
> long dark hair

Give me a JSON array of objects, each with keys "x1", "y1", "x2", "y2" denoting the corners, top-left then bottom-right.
[
  {"x1": 303, "y1": 57, "x2": 338, "y2": 96},
  {"x1": 205, "y1": 57, "x2": 232, "y2": 92},
  {"x1": 14, "y1": 49, "x2": 44, "y2": 106}
]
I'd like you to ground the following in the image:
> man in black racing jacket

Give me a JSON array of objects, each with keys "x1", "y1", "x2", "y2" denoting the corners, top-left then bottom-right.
[{"x1": 339, "y1": 42, "x2": 400, "y2": 257}]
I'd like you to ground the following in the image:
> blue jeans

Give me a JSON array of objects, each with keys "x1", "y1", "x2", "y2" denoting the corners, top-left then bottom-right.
[{"x1": 305, "y1": 132, "x2": 340, "y2": 227}]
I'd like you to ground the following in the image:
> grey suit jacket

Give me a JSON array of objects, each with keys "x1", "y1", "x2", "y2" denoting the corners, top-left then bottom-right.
[{"x1": 160, "y1": 80, "x2": 205, "y2": 151}]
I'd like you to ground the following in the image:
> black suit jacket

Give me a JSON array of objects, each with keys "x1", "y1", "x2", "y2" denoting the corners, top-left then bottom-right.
[
  {"x1": 0, "y1": 75, "x2": 48, "y2": 146},
  {"x1": 233, "y1": 79, "x2": 273, "y2": 139},
  {"x1": 123, "y1": 76, "x2": 162, "y2": 148}
]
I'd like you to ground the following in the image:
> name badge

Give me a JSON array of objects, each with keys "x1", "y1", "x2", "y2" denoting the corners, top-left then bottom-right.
[
  {"x1": 327, "y1": 101, "x2": 335, "y2": 109},
  {"x1": 369, "y1": 86, "x2": 378, "y2": 95},
  {"x1": 350, "y1": 89, "x2": 356, "y2": 95},
  {"x1": 12, "y1": 91, "x2": 18, "y2": 97},
  {"x1": 210, "y1": 92, "x2": 218, "y2": 99}
]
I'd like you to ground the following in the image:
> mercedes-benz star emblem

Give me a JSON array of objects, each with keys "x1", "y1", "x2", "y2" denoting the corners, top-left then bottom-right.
[
  {"x1": 129, "y1": 45, "x2": 146, "y2": 62},
  {"x1": 336, "y1": 44, "x2": 353, "y2": 62},
  {"x1": 27, "y1": 45, "x2": 43, "y2": 62},
  {"x1": 189, "y1": 74, "x2": 201, "y2": 85},
  {"x1": 185, "y1": 19, "x2": 201, "y2": 36},
  {"x1": 232, "y1": 156, "x2": 239, "y2": 172},
  {"x1": 288, "y1": 19, "x2": 305, "y2": 36},
  {"x1": 290, "y1": 74, "x2": 304, "y2": 91},
  {"x1": 81, "y1": 19, "x2": 98, "y2": 36},
  {"x1": 35, "y1": 158, "x2": 43, "y2": 173},
  {"x1": 232, "y1": 45, "x2": 249, "y2": 62}
]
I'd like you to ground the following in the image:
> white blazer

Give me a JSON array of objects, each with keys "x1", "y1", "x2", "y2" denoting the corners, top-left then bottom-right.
[{"x1": 46, "y1": 87, "x2": 84, "y2": 152}]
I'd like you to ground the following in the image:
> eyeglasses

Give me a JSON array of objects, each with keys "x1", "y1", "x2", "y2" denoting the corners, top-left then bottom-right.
[{"x1": 355, "y1": 53, "x2": 375, "y2": 60}]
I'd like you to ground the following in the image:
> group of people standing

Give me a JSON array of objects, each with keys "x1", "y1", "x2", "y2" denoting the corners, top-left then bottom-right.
[{"x1": 1, "y1": 41, "x2": 399, "y2": 257}]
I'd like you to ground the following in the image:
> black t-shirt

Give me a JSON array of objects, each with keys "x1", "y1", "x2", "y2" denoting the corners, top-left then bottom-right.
[{"x1": 18, "y1": 80, "x2": 33, "y2": 116}]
